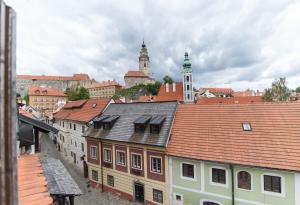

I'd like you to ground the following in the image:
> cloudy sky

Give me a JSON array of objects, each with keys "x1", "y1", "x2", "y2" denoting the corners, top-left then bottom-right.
[{"x1": 5, "y1": 0, "x2": 300, "y2": 90}]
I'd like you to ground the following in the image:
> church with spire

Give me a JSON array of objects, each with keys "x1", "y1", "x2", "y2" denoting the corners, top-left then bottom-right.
[{"x1": 124, "y1": 41, "x2": 155, "y2": 88}]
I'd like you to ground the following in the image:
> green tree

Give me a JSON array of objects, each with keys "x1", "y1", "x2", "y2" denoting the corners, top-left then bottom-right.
[
  {"x1": 78, "y1": 86, "x2": 89, "y2": 99},
  {"x1": 163, "y1": 75, "x2": 173, "y2": 84},
  {"x1": 263, "y1": 78, "x2": 291, "y2": 102},
  {"x1": 66, "y1": 86, "x2": 89, "y2": 101},
  {"x1": 146, "y1": 81, "x2": 162, "y2": 95},
  {"x1": 296, "y1": 87, "x2": 300, "y2": 93},
  {"x1": 23, "y1": 94, "x2": 29, "y2": 105}
]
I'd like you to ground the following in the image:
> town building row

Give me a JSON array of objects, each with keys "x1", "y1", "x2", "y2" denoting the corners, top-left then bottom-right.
[{"x1": 50, "y1": 99, "x2": 300, "y2": 205}]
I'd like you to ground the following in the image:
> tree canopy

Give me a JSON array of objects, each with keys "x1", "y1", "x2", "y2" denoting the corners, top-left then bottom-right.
[
  {"x1": 116, "y1": 82, "x2": 162, "y2": 101},
  {"x1": 65, "y1": 86, "x2": 90, "y2": 101},
  {"x1": 263, "y1": 78, "x2": 290, "y2": 102},
  {"x1": 163, "y1": 75, "x2": 173, "y2": 84}
]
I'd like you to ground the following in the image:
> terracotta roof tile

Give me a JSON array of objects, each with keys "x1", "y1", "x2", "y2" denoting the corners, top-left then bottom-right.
[
  {"x1": 17, "y1": 73, "x2": 90, "y2": 81},
  {"x1": 124, "y1": 71, "x2": 148, "y2": 77},
  {"x1": 54, "y1": 98, "x2": 111, "y2": 122},
  {"x1": 28, "y1": 86, "x2": 67, "y2": 97},
  {"x1": 200, "y1": 87, "x2": 234, "y2": 94},
  {"x1": 156, "y1": 83, "x2": 183, "y2": 102},
  {"x1": 137, "y1": 95, "x2": 157, "y2": 102},
  {"x1": 19, "y1": 109, "x2": 34, "y2": 119},
  {"x1": 167, "y1": 102, "x2": 300, "y2": 172},
  {"x1": 196, "y1": 96, "x2": 263, "y2": 104},
  {"x1": 18, "y1": 154, "x2": 52, "y2": 205}
]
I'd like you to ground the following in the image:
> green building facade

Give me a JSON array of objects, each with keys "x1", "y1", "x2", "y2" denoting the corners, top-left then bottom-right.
[{"x1": 169, "y1": 157, "x2": 300, "y2": 205}]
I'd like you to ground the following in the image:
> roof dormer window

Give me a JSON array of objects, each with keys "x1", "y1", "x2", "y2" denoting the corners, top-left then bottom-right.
[
  {"x1": 150, "y1": 115, "x2": 166, "y2": 134},
  {"x1": 242, "y1": 122, "x2": 252, "y2": 131},
  {"x1": 102, "y1": 115, "x2": 120, "y2": 130},
  {"x1": 134, "y1": 115, "x2": 152, "y2": 133},
  {"x1": 93, "y1": 115, "x2": 109, "y2": 129},
  {"x1": 92, "y1": 103, "x2": 97, "y2": 108}
]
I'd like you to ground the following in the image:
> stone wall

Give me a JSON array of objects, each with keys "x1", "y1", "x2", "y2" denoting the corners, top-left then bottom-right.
[{"x1": 124, "y1": 77, "x2": 155, "y2": 88}]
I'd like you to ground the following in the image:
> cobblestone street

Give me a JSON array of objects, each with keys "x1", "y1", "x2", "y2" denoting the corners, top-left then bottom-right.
[{"x1": 40, "y1": 134, "x2": 140, "y2": 205}]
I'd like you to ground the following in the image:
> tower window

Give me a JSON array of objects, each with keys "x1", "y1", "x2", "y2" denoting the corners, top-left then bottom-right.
[
  {"x1": 187, "y1": 85, "x2": 190, "y2": 91},
  {"x1": 187, "y1": 94, "x2": 190, "y2": 100},
  {"x1": 144, "y1": 62, "x2": 146, "y2": 67},
  {"x1": 186, "y1": 76, "x2": 189, "y2": 82}
]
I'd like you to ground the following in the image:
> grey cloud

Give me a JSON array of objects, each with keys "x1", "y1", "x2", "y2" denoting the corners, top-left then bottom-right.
[{"x1": 5, "y1": 0, "x2": 300, "y2": 90}]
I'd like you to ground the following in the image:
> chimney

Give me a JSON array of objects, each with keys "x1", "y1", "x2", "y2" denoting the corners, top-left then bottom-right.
[
  {"x1": 173, "y1": 82, "x2": 176, "y2": 92},
  {"x1": 166, "y1": 83, "x2": 169, "y2": 93}
]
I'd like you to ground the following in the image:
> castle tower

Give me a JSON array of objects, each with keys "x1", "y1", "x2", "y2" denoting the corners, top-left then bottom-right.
[
  {"x1": 182, "y1": 52, "x2": 194, "y2": 102},
  {"x1": 139, "y1": 41, "x2": 150, "y2": 76}
]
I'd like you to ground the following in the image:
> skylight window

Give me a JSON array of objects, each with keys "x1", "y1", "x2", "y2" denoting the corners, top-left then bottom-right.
[{"x1": 242, "y1": 122, "x2": 252, "y2": 131}]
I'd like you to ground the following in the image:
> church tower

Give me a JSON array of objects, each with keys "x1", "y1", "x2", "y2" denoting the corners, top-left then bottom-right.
[
  {"x1": 182, "y1": 52, "x2": 194, "y2": 102},
  {"x1": 139, "y1": 41, "x2": 151, "y2": 76}
]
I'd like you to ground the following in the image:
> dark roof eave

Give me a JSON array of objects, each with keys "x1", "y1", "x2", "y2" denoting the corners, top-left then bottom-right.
[
  {"x1": 85, "y1": 136, "x2": 167, "y2": 148},
  {"x1": 168, "y1": 154, "x2": 300, "y2": 173}
]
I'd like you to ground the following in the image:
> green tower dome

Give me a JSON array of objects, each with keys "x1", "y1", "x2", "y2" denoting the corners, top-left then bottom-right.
[{"x1": 182, "y1": 52, "x2": 192, "y2": 71}]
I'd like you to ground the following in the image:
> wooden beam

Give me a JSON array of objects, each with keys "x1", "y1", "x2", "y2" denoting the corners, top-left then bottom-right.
[{"x1": 0, "y1": 2, "x2": 17, "y2": 205}]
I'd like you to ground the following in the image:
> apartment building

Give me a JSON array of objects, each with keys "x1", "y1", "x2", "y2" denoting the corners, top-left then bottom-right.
[
  {"x1": 28, "y1": 86, "x2": 67, "y2": 112},
  {"x1": 167, "y1": 103, "x2": 300, "y2": 205},
  {"x1": 53, "y1": 98, "x2": 112, "y2": 176},
  {"x1": 84, "y1": 101, "x2": 177, "y2": 205},
  {"x1": 88, "y1": 80, "x2": 122, "y2": 99}
]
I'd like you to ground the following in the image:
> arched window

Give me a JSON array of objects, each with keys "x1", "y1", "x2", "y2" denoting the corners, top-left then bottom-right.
[
  {"x1": 187, "y1": 85, "x2": 190, "y2": 91},
  {"x1": 203, "y1": 202, "x2": 220, "y2": 205},
  {"x1": 186, "y1": 76, "x2": 189, "y2": 82},
  {"x1": 237, "y1": 171, "x2": 251, "y2": 190},
  {"x1": 144, "y1": 62, "x2": 146, "y2": 67}
]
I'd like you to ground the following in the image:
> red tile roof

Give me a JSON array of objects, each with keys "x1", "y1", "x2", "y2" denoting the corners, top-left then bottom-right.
[
  {"x1": 19, "y1": 109, "x2": 34, "y2": 118},
  {"x1": 18, "y1": 154, "x2": 52, "y2": 205},
  {"x1": 28, "y1": 86, "x2": 67, "y2": 97},
  {"x1": 167, "y1": 102, "x2": 300, "y2": 172},
  {"x1": 17, "y1": 73, "x2": 90, "y2": 81},
  {"x1": 54, "y1": 98, "x2": 111, "y2": 122},
  {"x1": 137, "y1": 95, "x2": 157, "y2": 102},
  {"x1": 196, "y1": 96, "x2": 263, "y2": 104},
  {"x1": 88, "y1": 80, "x2": 121, "y2": 88},
  {"x1": 124, "y1": 71, "x2": 148, "y2": 78},
  {"x1": 200, "y1": 87, "x2": 234, "y2": 95},
  {"x1": 156, "y1": 83, "x2": 183, "y2": 102}
]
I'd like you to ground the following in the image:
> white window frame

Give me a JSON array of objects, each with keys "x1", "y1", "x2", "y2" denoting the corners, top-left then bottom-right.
[
  {"x1": 209, "y1": 166, "x2": 228, "y2": 188},
  {"x1": 131, "y1": 153, "x2": 142, "y2": 170},
  {"x1": 91, "y1": 169, "x2": 98, "y2": 181},
  {"x1": 116, "y1": 150, "x2": 126, "y2": 166},
  {"x1": 150, "y1": 155, "x2": 162, "y2": 174},
  {"x1": 261, "y1": 173, "x2": 285, "y2": 197},
  {"x1": 103, "y1": 148, "x2": 112, "y2": 163},
  {"x1": 236, "y1": 170, "x2": 253, "y2": 191},
  {"x1": 173, "y1": 193, "x2": 183, "y2": 205},
  {"x1": 90, "y1": 145, "x2": 97, "y2": 159},
  {"x1": 180, "y1": 162, "x2": 196, "y2": 181}
]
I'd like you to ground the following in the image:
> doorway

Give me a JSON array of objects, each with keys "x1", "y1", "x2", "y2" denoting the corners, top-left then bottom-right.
[
  {"x1": 83, "y1": 161, "x2": 88, "y2": 178},
  {"x1": 134, "y1": 182, "x2": 144, "y2": 203}
]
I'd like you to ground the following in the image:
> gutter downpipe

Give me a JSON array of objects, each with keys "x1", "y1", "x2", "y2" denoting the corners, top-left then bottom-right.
[
  {"x1": 230, "y1": 164, "x2": 235, "y2": 205},
  {"x1": 100, "y1": 140, "x2": 104, "y2": 193}
]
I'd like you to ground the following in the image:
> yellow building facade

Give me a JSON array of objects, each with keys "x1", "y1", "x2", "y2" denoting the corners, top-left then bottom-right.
[
  {"x1": 28, "y1": 86, "x2": 67, "y2": 111},
  {"x1": 86, "y1": 140, "x2": 169, "y2": 205},
  {"x1": 88, "y1": 80, "x2": 121, "y2": 99}
]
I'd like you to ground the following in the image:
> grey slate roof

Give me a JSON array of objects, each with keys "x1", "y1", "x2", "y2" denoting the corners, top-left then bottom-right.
[
  {"x1": 40, "y1": 157, "x2": 82, "y2": 196},
  {"x1": 84, "y1": 101, "x2": 177, "y2": 147}
]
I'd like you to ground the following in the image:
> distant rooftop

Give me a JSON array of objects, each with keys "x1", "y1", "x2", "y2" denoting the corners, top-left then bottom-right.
[
  {"x1": 28, "y1": 86, "x2": 67, "y2": 97},
  {"x1": 17, "y1": 73, "x2": 90, "y2": 81}
]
